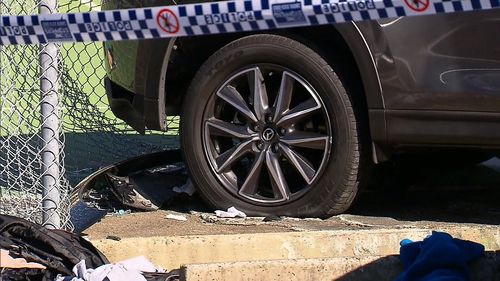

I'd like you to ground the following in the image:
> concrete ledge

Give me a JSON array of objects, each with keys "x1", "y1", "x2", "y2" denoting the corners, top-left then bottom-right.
[
  {"x1": 93, "y1": 226, "x2": 500, "y2": 270},
  {"x1": 180, "y1": 253, "x2": 498, "y2": 281},
  {"x1": 181, "y1": 256, "x2": 402, "y2": 281}
]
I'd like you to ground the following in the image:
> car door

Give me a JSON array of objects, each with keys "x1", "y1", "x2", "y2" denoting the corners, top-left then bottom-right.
[{"x1": 359, "y1": 9, "x2": 500, "y2": 113}]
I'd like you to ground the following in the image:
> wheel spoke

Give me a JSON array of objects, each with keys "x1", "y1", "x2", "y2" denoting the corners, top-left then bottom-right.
[
  {"x1": 279, "y1": 143, "x2": 316, "y2": 184},
  {"x1": 281, "y1": 130, "x2": 329, "y2": 150},
  {"x1": 215, "y1": 139, "x2": 254, "y2": 173},
  {"x1": 248, "y1": 67, "x2": 269, "y2": 121},
  {"x1": 265, "y1": 151, "x2": 291, "y2": 200},
  {"x1": 273, "y1": 72, "x2": 294, "y2": 122},
  {"x1": 217, "y1": 85, "x2": 258, "y2": 123},
  {"x1": 239, "y1": 151, "x2": 266, "y2": 196},
  {"x1": 206, "y1": 118, "x2": 254, "y2": 139},
  {"x1": 276, "y1": 98, "x2": 320, "y2": 126}
]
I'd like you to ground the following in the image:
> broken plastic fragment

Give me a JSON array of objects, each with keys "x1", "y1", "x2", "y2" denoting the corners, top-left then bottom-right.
[
  {"x1": 165, "y1": 214, "x2": 188, "y2": 221},
  {"x1": 214, "y1": 206, "x2": 247, "y2": 218}
]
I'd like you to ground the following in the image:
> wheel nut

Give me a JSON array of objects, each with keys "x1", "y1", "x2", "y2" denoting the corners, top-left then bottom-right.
[
  {"x1": 254, "y1": 125, "x2": 259, "y2": 131},
  {"x1": 272, "y1": 143, "x2": 279, "y2": 153},
  {"x1": 266, "y1": 115, "x2": 273, "y2": 123},
  {"x1": 279, "y1": 128, "x2": 286, "y2": 135},
  {"x1": 257, "y1": 142, "x2": 264, "y2": 150}
]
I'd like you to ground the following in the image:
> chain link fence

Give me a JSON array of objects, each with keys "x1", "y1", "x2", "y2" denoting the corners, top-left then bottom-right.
[{"x1": 1, "y1": 0, "x2": 180, "y2": 229}]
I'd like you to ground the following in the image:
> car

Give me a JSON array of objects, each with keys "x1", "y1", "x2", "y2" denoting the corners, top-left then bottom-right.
[{"x1": 102, "y1": 0, "x2": 500, "y2": 218}]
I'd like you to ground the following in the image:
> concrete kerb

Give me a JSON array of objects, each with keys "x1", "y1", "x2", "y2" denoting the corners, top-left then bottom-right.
[
  {"x1": 180, "y1": 256, "x2": 403, "y2": 281},
  {"x1": 92, "y1": 226, "x2": 500, "y2": 271},
  {"x1": 179, "y1": 253, "x2": 498, "y2": 281}
]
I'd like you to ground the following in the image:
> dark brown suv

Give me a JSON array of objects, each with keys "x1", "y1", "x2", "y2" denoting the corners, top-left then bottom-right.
[{"x1": 103, "y1": 0, "x2": 500, "y2": 217}]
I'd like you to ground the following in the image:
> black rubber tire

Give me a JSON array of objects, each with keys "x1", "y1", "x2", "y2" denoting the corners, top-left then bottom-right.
[{"x1": 180, "y1": 34, "x2": 367, "y2": 218}]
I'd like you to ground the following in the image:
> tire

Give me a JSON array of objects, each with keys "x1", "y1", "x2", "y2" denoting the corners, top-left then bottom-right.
[{"x1": 181, "y1": 34, "x2": 367, "y2": 218}]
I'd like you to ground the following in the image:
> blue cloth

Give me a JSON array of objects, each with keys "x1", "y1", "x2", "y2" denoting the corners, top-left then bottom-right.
[{"x1": 395, "y1": 231, "x2": 484, "y2": 281}]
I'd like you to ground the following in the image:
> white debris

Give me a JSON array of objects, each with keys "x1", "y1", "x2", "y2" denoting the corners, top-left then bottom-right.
[
  {"x1": 165, "y1": 214, "x2": 187, "y2": 221},
  {"x1": 214, "y1": 206, "x2": 247, "y2": 218},
  {"x1": 337, "y1": 214, "x2": 375, "y2": 227},
  {"x1": 56, "y1": 256, "x2": 161, "y2": 281},
  {"x1": 172, "y1": 178, "x2": 196, "y2": 196}
]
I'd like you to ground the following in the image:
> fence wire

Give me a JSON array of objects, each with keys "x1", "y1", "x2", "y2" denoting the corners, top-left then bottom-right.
[{"x1": 1, "y1": 0, "x2": 180, "y2": 229}]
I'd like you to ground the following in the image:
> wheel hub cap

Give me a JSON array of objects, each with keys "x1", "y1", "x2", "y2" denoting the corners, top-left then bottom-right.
[{"x1": 261, "y1": 127, "x2": 276, "y2": 142}]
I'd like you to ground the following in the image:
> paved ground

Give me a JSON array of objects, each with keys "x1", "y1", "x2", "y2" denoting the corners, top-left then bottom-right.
[{"x1": 82, "y1": 157, "x2": 500, "y2": 239}]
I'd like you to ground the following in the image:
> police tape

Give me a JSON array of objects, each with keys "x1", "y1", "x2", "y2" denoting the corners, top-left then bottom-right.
[{"x1": 0, "y1": 0, "x2": 498, "y2": 45}]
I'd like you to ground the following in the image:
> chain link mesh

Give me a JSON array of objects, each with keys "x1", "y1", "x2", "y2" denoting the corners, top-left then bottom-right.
[{"x1": 1, "y1": 0, "x2": 180, "y2": 229}]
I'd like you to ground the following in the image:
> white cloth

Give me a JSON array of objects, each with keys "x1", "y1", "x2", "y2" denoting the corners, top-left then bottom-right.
[
  {"x1": 214, "y1": 206, "x2": 247, "y2": 218},
  {"x1": 56, "y1": 256, "x2": 159, "y2": 281}
]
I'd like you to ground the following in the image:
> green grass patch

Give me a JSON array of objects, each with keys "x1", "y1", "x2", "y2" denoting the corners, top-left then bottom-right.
[{"x1": 1, "y1": 1, "x2": 179, "y2": 137}]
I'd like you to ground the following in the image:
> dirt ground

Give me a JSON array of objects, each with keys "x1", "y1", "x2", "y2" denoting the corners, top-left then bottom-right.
[
  {"x1": 84, "y1": 211, "x2": 340, "y2": 238},
  {"x1": 83, "y1": 158, "x2": 500, "y2": 240}
]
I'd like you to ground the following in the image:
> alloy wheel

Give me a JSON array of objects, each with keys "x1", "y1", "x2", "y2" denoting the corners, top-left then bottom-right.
[{"x1": 202, "y1": 65, "x2": 333, "y2": 205}]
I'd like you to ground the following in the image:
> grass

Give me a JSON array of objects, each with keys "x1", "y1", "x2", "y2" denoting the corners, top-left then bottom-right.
[
  {"x1": 1, "y1": 0, "x2": 109, "y2": 135},
  {"x1": 1, "y1": 0, "x2": 180, "y2": 136}
]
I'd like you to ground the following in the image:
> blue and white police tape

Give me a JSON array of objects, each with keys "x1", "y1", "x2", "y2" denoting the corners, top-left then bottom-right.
[{"x1": 1, "y1": 0, "x2": 499, "y2": 46}]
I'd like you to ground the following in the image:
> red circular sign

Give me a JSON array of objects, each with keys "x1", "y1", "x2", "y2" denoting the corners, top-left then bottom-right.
[
  {"x1": 404, "y1": 0, "x2": 430, "y2": 12},
  {"x1": 156, "y1": 9, "x2": 180, "y2": 34}
]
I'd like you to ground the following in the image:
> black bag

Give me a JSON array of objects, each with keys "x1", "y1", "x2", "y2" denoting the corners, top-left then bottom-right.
[{"x1": 0, "y1": 215, "x2": 108, "y2": 277}]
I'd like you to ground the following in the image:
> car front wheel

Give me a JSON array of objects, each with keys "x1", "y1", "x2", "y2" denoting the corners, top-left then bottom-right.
[{"x1": 181, "y1": 34, "x2": 367, "y2": 217}]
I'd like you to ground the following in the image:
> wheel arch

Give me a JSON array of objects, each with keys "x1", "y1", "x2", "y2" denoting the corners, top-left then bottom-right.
[
  {"x1": 154, "y1": 24, "x2": 387, "y2": 160},
  {"x1": 163, "y1": 25, "x2": 384, "y2": 109}
]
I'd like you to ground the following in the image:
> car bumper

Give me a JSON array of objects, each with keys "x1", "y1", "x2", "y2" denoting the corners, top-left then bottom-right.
[{"x1": 104, "y1": 77, "x2": 147, "y2": 133}]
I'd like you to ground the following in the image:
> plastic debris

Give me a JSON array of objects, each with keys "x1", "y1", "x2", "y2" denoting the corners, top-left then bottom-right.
[
  {"x1": 199, "y1": 213, "x2": 218, "y2": 223},
  {"x1": 165, "y1": 214, "x2": 188, "y2": 221},
  {"x1": 107, "y1": 209, "x2": 131, "y2": 217},
  {"x1": 75, "y1": 150, "x2": 185, "y2": 212},
  {"x1": 214, "y1": 206, "x2": 247, "y2": 218}
]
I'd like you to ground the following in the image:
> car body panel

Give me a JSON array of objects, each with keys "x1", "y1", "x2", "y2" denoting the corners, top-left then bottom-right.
[
  {"x1": 335, "y1": 22, "x2": 384, "y2": 109},
  {"x1": 104, "y1": 40, "x2": 138, "y2": 93},
  {"x1": 102, "y1": 0, "x2": 500, "y2": 150},
  {"x1": 356, "y1": 10, "x2": 500, "y2": 112}
]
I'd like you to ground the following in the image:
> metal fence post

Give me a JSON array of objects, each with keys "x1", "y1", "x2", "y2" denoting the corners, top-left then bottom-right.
[{"x1": 40, "y1": 0, "x2": 61, "y2": 229}]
